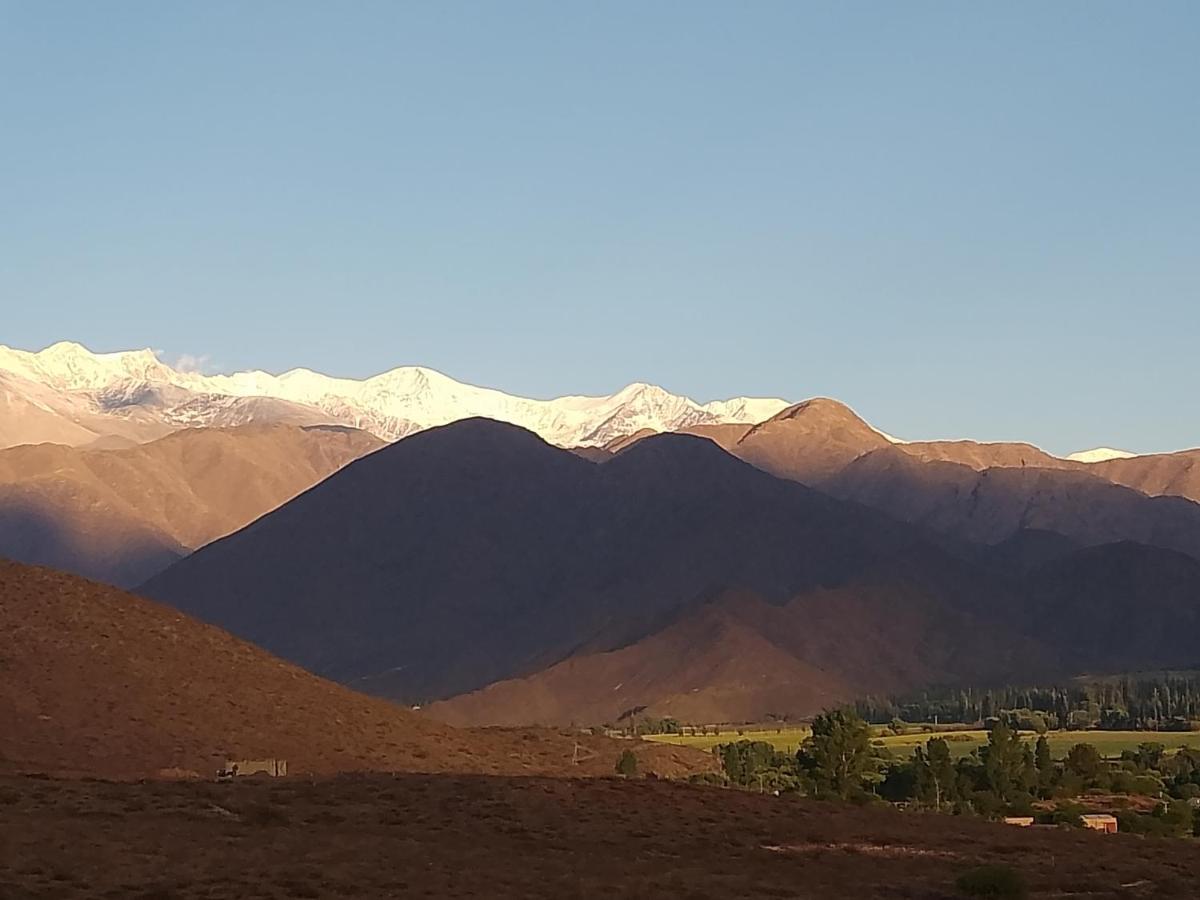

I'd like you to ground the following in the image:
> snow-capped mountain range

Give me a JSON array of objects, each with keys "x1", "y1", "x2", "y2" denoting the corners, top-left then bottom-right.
[{"x1": 0, "y1": 342, "x2": 790, "y2": 450}]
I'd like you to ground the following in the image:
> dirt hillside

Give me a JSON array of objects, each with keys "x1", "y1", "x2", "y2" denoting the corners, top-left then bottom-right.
[
  {"x1": 0, "y1": 560, "x2": 711, "y2": 780},
  {"x1": 4, "y1": 774, "x2": 1199, "y2": 899}
]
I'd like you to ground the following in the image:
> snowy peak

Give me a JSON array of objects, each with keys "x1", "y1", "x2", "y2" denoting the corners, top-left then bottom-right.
[
  {"x1": 0, "y1": 342, "x2": 789, "y2": 449},
  {"x1": 0, "y1": 342, "x2": 171, "y2": 392},
  {"x1": 1067, "y1": 447, "x2": 1138, "y2": 464}
]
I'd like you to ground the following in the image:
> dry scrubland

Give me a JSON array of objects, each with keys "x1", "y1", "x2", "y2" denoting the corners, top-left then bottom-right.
[{"x1": 3, "y1": 773, "x2": 1200, "y2": 899}]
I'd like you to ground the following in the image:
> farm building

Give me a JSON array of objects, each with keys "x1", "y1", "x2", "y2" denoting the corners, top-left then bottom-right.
[
  {"x1": 1079, "y1": 814, "x2": 1118, "y2": 834},
  {"x1": 219, "y1": 758, "x2": 288, "y2": 778}
]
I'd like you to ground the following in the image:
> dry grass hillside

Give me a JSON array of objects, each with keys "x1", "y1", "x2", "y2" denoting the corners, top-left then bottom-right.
[
  {"x1": 0, "y1": 560, "x2": 711, "y2": 780},
  {"x1": 0, "y1": 423, "x2": 381, "y2": 585},
  {"x1": 3, "y1": 774, "x2": 1198, "y2": 899}
]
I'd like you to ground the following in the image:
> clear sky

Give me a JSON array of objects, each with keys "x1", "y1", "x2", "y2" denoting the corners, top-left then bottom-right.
[{"x1": 2, "y1": 2, "x2": 1197, "y2": 453}]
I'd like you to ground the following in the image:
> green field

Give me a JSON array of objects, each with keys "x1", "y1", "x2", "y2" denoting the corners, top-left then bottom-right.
[
  {"x1": 643, "y1": 728, "x2": 812, "y2": 753},
  {"x1": 645, "y1": 727, "x2": 1200, "y2": 760}
]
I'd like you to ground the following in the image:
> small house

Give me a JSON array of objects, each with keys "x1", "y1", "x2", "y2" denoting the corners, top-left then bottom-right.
[
  {"x1": 1002, "y1": 816, "x2": 1034, "y2": 827},
  {"x1": 1080, "y1": 814, "x2": 1118, "y2": 834}
]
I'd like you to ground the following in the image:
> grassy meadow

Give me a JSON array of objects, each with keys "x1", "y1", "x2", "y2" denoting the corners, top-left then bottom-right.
[{"x1": 645, "y1": 726, "x2": 1200, "y2": 759}]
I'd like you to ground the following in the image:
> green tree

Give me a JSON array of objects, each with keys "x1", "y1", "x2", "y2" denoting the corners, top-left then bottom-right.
[
  {"x1": 1134, "y1": 742, "x2": 1166, "y2": 772},
  {"x1": 1034, "y1": 735, "x2": 1051, "y2": 774},
  {"x1": 1160, "y1": 800, "x2": 1195, "y2": 837},
  {"x1": 718, "y1": 740, "x2": 786, "y2": 787},
  {"x1": 798, "y1": 708, "x2": 873, "y2": 799},
  {"x1": 980, "y1": 721, "x2": 1027, "y2": 801},
  {"x1": 1064, "y1": 743, "x2": 1103, "y2": 781},
  {"x1": 915, "y1": 738, "x2": 956, "y2": 810},
  {"x1": 1034, "y1": 735, "x2": 1054, "y2": 796},
  {"x1": 615, "y1": 749, "x2": 638, "y2": 777}
]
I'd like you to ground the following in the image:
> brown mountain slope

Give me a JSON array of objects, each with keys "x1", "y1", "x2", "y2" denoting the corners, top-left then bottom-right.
[
  {"x1": 0, "y1": 423, "x2": 381, "y2": 586},
  {"x1": 828, "y1": 445, "x2": 1200, "y2": 561},
  {"x1": 897, "y1": 440, "x2": 1071, "y2": 471},
  {"x1": 898, "y1": 442, "x2": 1200, "y2": 504},
  {"x1": 0, "y1": 560, "x2": 710, "y2": 780},
  {"x1": 0, "y1": 370, "x2": 173, "y2": 449},
  {"x1": 1084, "y1": 449, "x2": 1200, "y2": 503},
  {"x1": 600, "y1": 402, "x2": 890, "y2": 481},
  {"x1": 726, "y1": 398, "x2": 891, "y2": 486},
  {"x1": 427, "y1": 583, "x2": 1053, "y2": 727}
]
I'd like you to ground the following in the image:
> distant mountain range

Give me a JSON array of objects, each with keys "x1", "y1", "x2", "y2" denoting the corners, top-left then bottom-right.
[
  {"x1": 142, "y1": 418, "x2": 1051, "y2": 720},
  {"x1": 141, "y1": 414, "x2": 1200, "y2": 727},
  {"x1": 0, "y1": 341, "x2": 788, "y2": 448},
  {"x1": 5, "y1": 340, "x2": 1200, "y2": 733},
  {"x1": 0, "y1": 342, "x2": 1158, "y2": 460}
]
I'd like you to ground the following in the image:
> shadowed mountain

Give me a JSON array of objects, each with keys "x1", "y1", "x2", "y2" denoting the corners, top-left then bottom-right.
[
  {"x1": 429, "y1": 533, "x2": 1200, "y2": 728},
  {"x1": 1023, "y1": 542, "x2": 1200, "y2": 673},
  {"x1": 142, "y1": 417, "x2": 1034, "y2": 709},
  {"x1": 976, "y1": 528, "x2": 1083, "y2": 575},
  {"x1": 427, "y1": 583, "x2": 1048, "y2": 727},
  {"x1": 600, "y1": 399, "x2": 890, "y2": 488},
  {"x1": 0, "y1": 485, "x2": 186, "y2": 589},
  {"x1": 0, "y1": 559, "x2": 712, "y2": 780},
  {"x1": 0, "y1": 423, "x2": 381, "y2": 586}
]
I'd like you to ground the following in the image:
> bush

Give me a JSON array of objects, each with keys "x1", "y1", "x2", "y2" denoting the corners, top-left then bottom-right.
[
  {"x1": 615, "y1": 749, "x2": 639, "y2": 777},
  {"x1": 956, "y1": 864, "x2": 1028, "y2": 899}
]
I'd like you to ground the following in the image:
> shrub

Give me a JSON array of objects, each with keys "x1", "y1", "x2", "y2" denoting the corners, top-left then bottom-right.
[
  {"x1": 615, "y1": 749, "x2": 639, "y2": 778},
  {"x1": 955, "y1": 864, "x2": 1028, "y2": 899}
]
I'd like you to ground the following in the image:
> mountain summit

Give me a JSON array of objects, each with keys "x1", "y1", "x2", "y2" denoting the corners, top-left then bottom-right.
[{"x1": 0, "y1": 341, "x2": 788, "y2": 449}]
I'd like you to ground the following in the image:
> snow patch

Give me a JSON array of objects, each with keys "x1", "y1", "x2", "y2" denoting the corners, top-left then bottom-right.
[{"x1": 1066, "y1": 447, "x2": 1137, "y2": 463}]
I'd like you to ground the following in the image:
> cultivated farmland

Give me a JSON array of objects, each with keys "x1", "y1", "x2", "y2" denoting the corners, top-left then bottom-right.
[{"x1": 647, "y1": 727, "x2": 1200, "y2": 759}]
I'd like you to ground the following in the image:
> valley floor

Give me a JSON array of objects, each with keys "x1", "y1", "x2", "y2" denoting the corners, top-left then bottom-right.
[{"x1": 2, "y1": 774, "x2": 1199, "y2": 899}]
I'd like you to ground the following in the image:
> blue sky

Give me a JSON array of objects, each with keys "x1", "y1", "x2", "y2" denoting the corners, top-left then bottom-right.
[{"x1": 2, "y1": 2, "x2": 1197, "y2": 453}]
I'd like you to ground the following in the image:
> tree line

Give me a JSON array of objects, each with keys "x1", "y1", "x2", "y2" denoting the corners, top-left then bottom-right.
[
  {"x1": 709, "y1": 709, "x2": 1200, "y2": 838},
  {"x1": 854, "y1": 672, "x2": 1200, "y2": 733}
]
